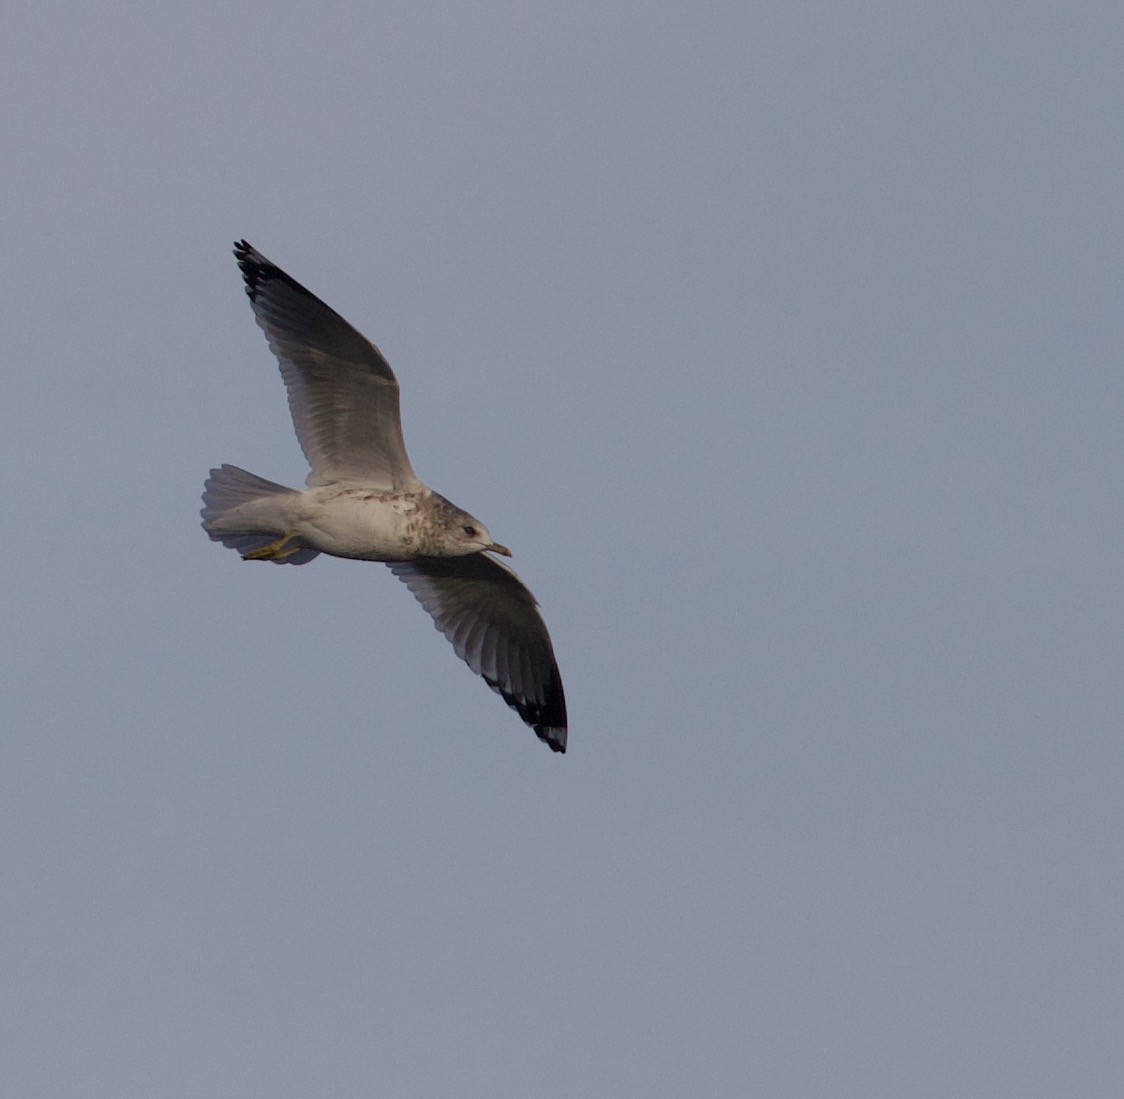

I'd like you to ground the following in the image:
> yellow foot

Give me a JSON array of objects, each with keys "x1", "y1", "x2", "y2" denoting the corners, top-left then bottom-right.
[{"x1": 242, "y1": 531, "x2": 302, "y2": 561}]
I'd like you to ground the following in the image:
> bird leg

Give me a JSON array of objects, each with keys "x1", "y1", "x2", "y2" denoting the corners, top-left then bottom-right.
[{"x1": 241, "y1": 531, "x2": 302, "y2": 562}]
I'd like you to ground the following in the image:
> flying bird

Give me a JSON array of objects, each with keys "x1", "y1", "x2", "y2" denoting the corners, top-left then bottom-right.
[{"x1": 201, "y1": 241, "x2": 567, "y2": 752}]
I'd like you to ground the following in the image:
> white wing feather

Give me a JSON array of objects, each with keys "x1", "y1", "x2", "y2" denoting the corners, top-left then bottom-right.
[
  {"x1": 388, "y1": 553, "x2": 567, "y2": 753},
  {"x1": 234, "y1": 241, "x2": 419, "y2": 490}
]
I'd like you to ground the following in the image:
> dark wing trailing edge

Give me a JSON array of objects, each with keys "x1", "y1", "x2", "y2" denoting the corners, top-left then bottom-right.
[
  {"x1": 232, "y1": 240, "x2": 418, "y2": 490},
  {"x1": 388, "y1": 553, "x2": 568, "y2": 753}
]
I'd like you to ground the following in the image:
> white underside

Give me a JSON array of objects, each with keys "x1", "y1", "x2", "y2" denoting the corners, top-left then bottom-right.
[{"x1": 208, "y1": 480, "x2": 422, "y2": 561}]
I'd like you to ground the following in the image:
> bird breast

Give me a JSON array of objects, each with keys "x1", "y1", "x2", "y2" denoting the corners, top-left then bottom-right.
[{"x1": 298, "y1": 486, "x2": 424, "y2": 561}]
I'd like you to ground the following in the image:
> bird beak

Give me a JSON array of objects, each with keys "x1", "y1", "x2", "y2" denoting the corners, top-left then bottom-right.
[{"x1": 488, "y1": 542, "x2": 513, "y2": 557}]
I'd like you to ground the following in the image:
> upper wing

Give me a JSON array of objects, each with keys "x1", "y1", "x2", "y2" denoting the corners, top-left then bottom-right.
[
  {"x1": 387, "y1": 553, "x2": 568, "y2": 753},
  {"x1": 234, "y1": 241, "x2": 419, "y2": 490}
]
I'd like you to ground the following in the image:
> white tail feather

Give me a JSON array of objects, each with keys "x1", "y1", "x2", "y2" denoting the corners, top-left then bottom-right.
[{"x1": 200, "y1": 464, "x2": 320, "y2": 565}]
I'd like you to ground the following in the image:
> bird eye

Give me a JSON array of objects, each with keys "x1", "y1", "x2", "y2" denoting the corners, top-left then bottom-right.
[{"x1": 462, "y1": 525, "x2": 477, "y2": 537}]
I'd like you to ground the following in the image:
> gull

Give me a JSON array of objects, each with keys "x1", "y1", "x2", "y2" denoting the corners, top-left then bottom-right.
[{"x1": 201, "y1": 241, "x2": 567, "y2": 753}]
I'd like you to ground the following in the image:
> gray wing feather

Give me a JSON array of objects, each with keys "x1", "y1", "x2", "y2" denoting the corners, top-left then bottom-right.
[
  {"x1": 233, "y1": 241, "x2": 419, "y2": 490},
  {"x1": 387, "y1": 553, "x2": 567, "y2": 753}
]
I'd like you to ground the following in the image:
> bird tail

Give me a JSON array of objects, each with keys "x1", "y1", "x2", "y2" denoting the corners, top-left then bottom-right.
[{"x1": 200, "y1": 464, "x2": 320, "y2": 565}]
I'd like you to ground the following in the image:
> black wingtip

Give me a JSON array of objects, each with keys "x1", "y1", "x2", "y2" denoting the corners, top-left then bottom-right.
[
  {"x1": 487, "y1": 670, "x2": 567, "y2": 753},
  {"x1": 535, "y1": 686, "x2": 568, "y2": 753},
  {"x1": 232, "y1": 239, "x2": 269, "y2": 301},
  {"x1": 232, "y1": 240, "x2": 320, "y2": 309},
  {"x1": 540, "y1": 727, "x2": 567, "y2": 753}
]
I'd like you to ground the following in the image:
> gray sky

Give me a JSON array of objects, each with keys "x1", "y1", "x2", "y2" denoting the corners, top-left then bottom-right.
[{"x1": 3, "y1": 3, "x2": 1122, "y2": 1096}]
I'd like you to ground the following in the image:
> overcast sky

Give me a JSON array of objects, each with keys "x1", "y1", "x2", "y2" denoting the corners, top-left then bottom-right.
[{"x1": 3, "y1": 3, "x2": 1123, "y2": 1096}]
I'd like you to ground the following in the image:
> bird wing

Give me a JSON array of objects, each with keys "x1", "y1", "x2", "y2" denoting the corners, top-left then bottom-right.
[
  {"x1": 233, "y1": 241, "x2": 419, "y2": 490},
  {"x1": 387, "y1": 553, "x2": 567, "y2": 753}
]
